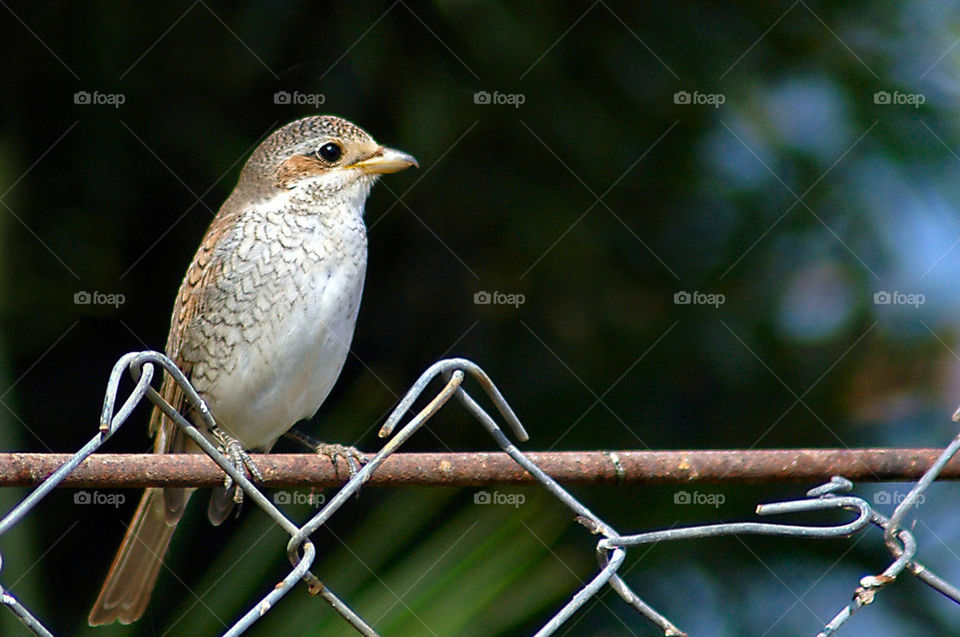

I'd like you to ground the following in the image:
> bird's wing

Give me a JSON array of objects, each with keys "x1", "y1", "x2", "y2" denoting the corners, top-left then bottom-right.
[
  {"x1": 149, "y1": 206, "x2": 241, "y2": 455},
  {"x1": 148, "y1": 206, "x2": 241, "y2": 522}
]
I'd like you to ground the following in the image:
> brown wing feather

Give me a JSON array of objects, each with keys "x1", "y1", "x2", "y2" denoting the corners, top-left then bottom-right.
[
  {"x1": 149, "y1": 206, "x2": 239, "y2": 522},
  {"x1": 149, "y1": 205, "x2": 240, "y2": 454}
]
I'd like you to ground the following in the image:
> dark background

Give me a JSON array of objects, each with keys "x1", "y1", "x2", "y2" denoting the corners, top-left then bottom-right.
[{"x1": 2, "y1": 1, "x2": 960, "y2": 635}]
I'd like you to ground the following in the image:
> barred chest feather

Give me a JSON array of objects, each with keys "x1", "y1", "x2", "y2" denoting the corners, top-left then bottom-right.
[{"x1": 184, "y1": 187, "x2": 369, "y2": 450}]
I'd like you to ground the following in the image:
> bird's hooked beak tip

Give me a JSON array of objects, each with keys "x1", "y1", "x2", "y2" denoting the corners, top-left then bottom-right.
[{"x1": 353, "y1": 146, "x2": 418, "y2": 175}]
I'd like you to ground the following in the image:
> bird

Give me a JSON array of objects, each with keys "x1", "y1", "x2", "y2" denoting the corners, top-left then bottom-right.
[{"x1": 88, "y1": 115, "x2": 417, "y2": 625}]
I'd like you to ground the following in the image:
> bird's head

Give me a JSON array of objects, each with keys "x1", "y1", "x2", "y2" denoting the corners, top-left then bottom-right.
[{"x1": 240, "y1": 115, "x2": 417, "y2": 199}]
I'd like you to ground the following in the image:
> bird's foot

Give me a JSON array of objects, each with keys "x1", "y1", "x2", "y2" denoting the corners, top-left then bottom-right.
[
  {"x1": 315, "y1": 443, "x2": 365, "y2": 477},
  {"x1": 284, "y1": 430, "x2": 365, "y2": 478},
  {"x1": 211, "y1": 426, "x2": 263, "y2": 504}
]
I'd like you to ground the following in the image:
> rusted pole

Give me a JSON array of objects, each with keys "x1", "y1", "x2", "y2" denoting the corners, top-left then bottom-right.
[{"x1": 0, "y1": 449, "x2": 954, "y2": 488}]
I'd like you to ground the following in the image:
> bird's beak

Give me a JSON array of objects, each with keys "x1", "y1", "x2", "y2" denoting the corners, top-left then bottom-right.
[{"x1": 353, "y1": 146, "x2": 418, "y2": 175}]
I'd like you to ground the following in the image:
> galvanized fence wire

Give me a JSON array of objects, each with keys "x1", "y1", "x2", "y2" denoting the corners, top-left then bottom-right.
[{"x1": 0, "y1": 352, "x2": 959, "y2": 635}]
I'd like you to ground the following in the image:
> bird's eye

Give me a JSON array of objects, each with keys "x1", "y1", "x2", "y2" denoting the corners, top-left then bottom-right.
[{"x1": 316, "y1": 142, "x2": 342, "y2": 163}]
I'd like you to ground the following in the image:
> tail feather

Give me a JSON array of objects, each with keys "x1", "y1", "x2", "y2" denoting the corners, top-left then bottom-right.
[{"x1": 87, "y1": 487, "x2": 191, "y2": 625}]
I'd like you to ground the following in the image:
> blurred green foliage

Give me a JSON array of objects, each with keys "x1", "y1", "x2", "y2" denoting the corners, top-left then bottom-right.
[{"x1": 3, "y1": 1, "x2": 960, "y2": 635}]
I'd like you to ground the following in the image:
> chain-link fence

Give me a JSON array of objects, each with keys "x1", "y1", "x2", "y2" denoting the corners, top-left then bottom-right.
[{"x1": 1, "y1": 351, "x2": 959, "y2": 636}]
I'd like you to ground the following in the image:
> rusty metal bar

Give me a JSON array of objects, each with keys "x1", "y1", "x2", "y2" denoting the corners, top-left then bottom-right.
[{"x1": 0, "y1": 449, "x2": 955, "y2": 488}]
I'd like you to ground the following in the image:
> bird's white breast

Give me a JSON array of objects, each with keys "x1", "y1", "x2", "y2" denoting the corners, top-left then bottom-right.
[{"x1": 190, "y1": 186, "x2": 369, "y2": 450}]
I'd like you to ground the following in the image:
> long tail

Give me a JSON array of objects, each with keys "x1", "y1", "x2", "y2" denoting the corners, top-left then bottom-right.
[{"x1": 87, "y1": 487, "x2": 190, "y2": 625}]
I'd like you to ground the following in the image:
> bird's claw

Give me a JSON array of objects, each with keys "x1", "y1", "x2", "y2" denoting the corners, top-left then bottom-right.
[
  {"x1": 314, "y1": 442, "x2": 365, "y2": 478},
  {"x1": 212, "y1": 426, "x2": 262, "y2": 504},
  {"x1": 283, "y1": 430, "x2": 365, "y2": 478}
]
